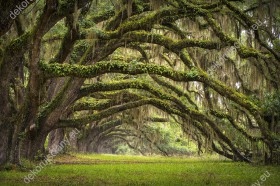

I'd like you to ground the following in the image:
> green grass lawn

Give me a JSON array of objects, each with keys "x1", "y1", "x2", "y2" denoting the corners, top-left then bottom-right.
[{"x1": 0, "y1": 154, "x2": 279, "y2": 186}]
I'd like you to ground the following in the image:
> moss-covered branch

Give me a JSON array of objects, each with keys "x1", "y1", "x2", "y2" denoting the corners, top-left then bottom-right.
[
  {"x1": 41, "y1": 61, "x2": 260, "y2": 117},
  {"x1": 40, "y1": 61, "x2": 201, "y2": 80},
  {"x1": 58, "y1": 99, "x2": 153, "y2": 127}
]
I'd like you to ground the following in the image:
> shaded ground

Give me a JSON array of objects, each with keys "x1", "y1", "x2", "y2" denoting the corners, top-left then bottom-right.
[{"x1": 0, "y1": 154, "x2": 279, "y2": 185}]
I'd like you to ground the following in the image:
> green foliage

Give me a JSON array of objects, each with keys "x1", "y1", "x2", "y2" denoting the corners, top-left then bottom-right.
[
  {"x1": 115, "y1": 144, "x2": 138, "y2": 155},
  {"x1": 272, "y1": 39, "x2": 280, "y2": 51},
  {"x1": 1, "y1": 154, "x2": 280, "y2": 185},
  {"x1": 144, "y1": 122, "x2": 196, "y2": 155},
  {"x1": 70, "y1": 40, "x2": 90, "y2": 64},
  {"x1": 2, "y1": 0, "x2": 280, "y2": 166},
  {"x1": 261, "y1": 92, "x2": 280, "y2": 116}
]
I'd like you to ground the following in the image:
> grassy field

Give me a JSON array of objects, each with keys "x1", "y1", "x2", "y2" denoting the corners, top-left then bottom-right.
[{"x1": 0, "y1": 154, "x2": 279, "y2": 186}]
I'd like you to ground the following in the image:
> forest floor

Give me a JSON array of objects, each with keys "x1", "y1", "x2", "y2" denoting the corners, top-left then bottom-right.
[{"x1": 0, "y1": 154, "x2": 280, "y2": 186}]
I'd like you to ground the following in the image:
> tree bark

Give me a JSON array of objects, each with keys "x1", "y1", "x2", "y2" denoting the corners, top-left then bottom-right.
[
  {"x1": 20, "y1": 128, "x2": 49, "y2": 160},
  {"x1": 48, "y1": 129, "x2": 65, "y2": 154},
  {"x1": 0, "y1": 126, "x2": 11, "y2": 165}
]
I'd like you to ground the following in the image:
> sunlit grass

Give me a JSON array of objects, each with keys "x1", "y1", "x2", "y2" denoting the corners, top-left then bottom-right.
[{"x1": 0, "y1": 154, "x2": 279, "y2": 186}]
